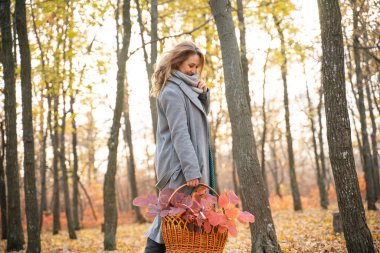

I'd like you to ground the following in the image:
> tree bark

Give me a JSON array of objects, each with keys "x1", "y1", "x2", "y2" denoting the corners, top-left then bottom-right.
[
  {"x1": 209, "y1": 1, "x2": 282, "y2": 252},
  {"x1": 51, "y1": 88, "x2": 61, "y2": 234},
  {"x1": 269, "y1": 130, "x2": 282, "y2": 198},
  {"x1": 135, "y1": 0, "x2": 158, "y2": 193},
  {"x1": 68, "y1": 38, "x2": 81, "y2": 230},
  {"x1": 0, "y1": 0, "x2": 25, "y2": 250},
  {"x1": 363, "y1": 52, "x2": 379, "y2": 199},
  {"x1": 135, "y1": 0, "x2": 158, "y2": 142},
  {"x1": 305, "y1": 75, "x2": 328, "y2": 209},
  {"x1": 236, "y1": 0, "x2": 251, "y2": 114},
  {"x1": 15, "y1": 0, "x2": 41, "y2": 250},
  {"x1": 52, "y1": 50, "x2": 61, "y2": 236},
  {"x1": 273, "y1": 15, "x2": 302, "y2": 211},
  {"x1": 317, "y1": 88, "x2": 329, "y2": 197},
  {"x1": 87, "y1": 107, "x2": 96, "y2": 184},
  {"x1": 59, "y1": 58, "x2": 77, "y2": 240},
  {"x1": 317, "y1": 0, "x2": 376, "y2": 251},
  {"x1": 350, "y1": 0, "x2": 376, "y2": 210},
  {"x1": 0, "y1": 121, "x2": 7, "y2": 239},
  {"x1": 39, "y1": 99, "x2": 48, "y2": 231},
  {"x1": 260, "y1": 47, "x2": 271, "y2": 193},
  {"x1": 123, "y1": 78, "x2": 145, "y2": 223},
  {"x1": 204, "y1": 19, "x2": 222, "y2": 194},
  {"x1": 71, "y1": 90, "x2": 80, "y2": 230},
  {"x1": 103, "y1": 0, "x2": 131, "y2": 249},
  {"x1": 30, "y1": 4, "x2": 49, "y2": 231}
]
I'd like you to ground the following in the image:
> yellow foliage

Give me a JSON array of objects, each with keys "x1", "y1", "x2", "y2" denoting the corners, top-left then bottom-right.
[{"x1": 2, "y1": 208, "x2": 378, "y2": 252}]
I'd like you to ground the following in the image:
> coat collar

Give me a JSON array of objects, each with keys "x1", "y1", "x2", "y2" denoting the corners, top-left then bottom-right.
[{"x1": 168, "y1": 76, "x2": 206, "y2": 117}]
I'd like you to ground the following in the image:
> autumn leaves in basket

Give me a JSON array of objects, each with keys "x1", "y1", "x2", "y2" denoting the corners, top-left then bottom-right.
[{"x1": 133, "y1": 186, "x2": 255, "y2": 237}]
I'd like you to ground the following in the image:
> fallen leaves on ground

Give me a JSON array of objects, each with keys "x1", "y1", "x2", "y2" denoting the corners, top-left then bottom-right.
[{"x1": 1, "y1": 208, "x2": 379, "y2": 252}]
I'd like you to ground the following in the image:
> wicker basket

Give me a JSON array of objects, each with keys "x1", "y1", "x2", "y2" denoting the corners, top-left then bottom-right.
[{"x1": 161, "y1": 183, "x2": 228, "y2": 253}]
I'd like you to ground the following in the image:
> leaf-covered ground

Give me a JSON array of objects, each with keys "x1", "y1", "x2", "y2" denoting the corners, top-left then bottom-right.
[{"x1": 2, "y1": 208, "x2": 379, "y2": 252}]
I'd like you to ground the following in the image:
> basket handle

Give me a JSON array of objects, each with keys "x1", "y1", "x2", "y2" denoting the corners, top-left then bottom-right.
[{"x1": 167, "y1": 183, "x2": 219, "y2": 206}]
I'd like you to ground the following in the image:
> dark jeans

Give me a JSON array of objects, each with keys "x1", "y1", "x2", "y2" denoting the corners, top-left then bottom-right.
[{"x1": 144, "y1": 237, "x2": 166, "y2": 253}]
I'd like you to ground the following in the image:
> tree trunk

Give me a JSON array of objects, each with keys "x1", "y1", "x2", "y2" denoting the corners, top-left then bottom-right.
[
  {"x1": 87, "y1": 108, "x2": 96, "y2": 184},
  {"x1": 149, "y1": 0, "x2": 158, "y2": 143},
  {"x1": 350, "y1": 0, "x2": 376, "y2": 210},
  {"x1": 236, "y1": 0, "x2": 251, "y2": 115},
  {"x1": 103, "y1": 0, "x2": 131, "y2": 249},
  {"x1": 71, "y1": 90, "x2": 80, "y2": 230},
  {"x1": 349, "y1": 106, "x2": 365, "y2": 168},
  {"x1": 59, "y1": 21, "x2": 77, "y2": 237},
  {"x1": 15, "y1": 0, "x2": 41, "y2": 250},
  {"x1": 135, "y1": 0, "x2": 158, "y2": 142},
  {"x1": 123, "y1": 78, "x2": 145, "y2": 223},
  {"x1": 135, "y1": 0, "x2": 158, "y2": 193},
  {"x1": 59, "y1": 78, "x2": 77, "y2": 240},
  {"x1": 52, "y1": 85, "x2": 61, "y2": 235},
  {"x1": 344, "y1": 28, "x2": 365, "y2": 170},
  {"x1": 204, "y1": 19, "x2": 222, "y2": 194},
  {"x1": 39, "y1": 99, "x2": 48, "y2": 232},
  {"x1": 317, "y1": 88, "x2": 329, "y2": 197},
  {"x1": 0, "y1": 121, "x2": 7, "y2": 239},
  {"x1": 209, "y1": 1, "x2": 282, "y2": 252},
  {"x1": 68, "y1": 40, "x2": 81, "y2": 230},
  {"x1": 0, "y1": 0, "x2": 25, "y2": 250},
  {"x1": 269, "y1": 132, "x2": 282, "y2": 198},
  {"x1": 260, "y1": 47, "x2": 271, "y2": 193},
  {"x1": 305, "y1": 75, "x2": 328, "y2": 209},
  {"x1": 370, "y1": 79, "x2": 380, "y2": 116},
  {"x1": 30, "y1": 4, "x2": 49, "y2": 231},
  {"x1": 273, "y1": 15, "x2": 302, "y2": 211},
  {"x1": 364, "y1": 52, "x2": 380, "y2": 199},
  {"x1": 317, "y1": 0, "x2": 376, "y2": 251},
  {"x1": 136, "y1": 0, "x2": 158, "y2": 143}
]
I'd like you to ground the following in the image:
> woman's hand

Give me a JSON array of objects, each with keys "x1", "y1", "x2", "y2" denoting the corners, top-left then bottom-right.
[
  {"x1": 187, "y1": 178, "x2": 199, "y2": 187},
  {"x1": 197, "y1": 79, "x2": 207, "y2": 92}
]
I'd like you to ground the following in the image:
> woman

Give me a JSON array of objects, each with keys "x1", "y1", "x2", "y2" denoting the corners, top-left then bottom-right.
[{"x1": 144, "y1": 40, "x2": 215, "y2": 253}]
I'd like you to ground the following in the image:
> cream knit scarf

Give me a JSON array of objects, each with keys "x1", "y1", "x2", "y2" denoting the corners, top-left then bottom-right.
[{"x1": 171, "y1": 69, "x2": 204, "y2": 94}]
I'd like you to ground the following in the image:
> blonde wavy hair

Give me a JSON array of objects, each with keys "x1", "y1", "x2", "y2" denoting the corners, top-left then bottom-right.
[{"x1": 151, "y1": 41, "x2": 205, "y2": 96}]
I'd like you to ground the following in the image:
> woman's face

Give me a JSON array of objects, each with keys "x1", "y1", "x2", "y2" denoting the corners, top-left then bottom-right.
[{"x1": 178, "y1": 54, "x2": 200, "y2": 76}]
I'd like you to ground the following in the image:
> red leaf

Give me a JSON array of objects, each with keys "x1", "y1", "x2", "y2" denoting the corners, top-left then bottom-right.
[
  {"x1": 159, "y1": 188, "x2": 175, "y2": 208},
  {"x1": 208, "y1": 211, "x2": 219, "y2": 226},
  {"x1": 132, "y1": 196, "x2": 149, "y2": 207},
  {"x1": 228, "y1": 190, "x2": 240, "y2": 205},
  {"x1": 205, "y1": 194, "x2": 217, "y2": 204},
  {"x1": 146, "y1": 205, "x2": 161, "y2": 217},
  {"x1": 170, "y1": 207, "x2": 186, "y2": 216},
  {"x1": 146, "y1": 211, "x2": 158, "y2": 217},
  {"x1": 170, "y1": 192, "x2": 184, "y2": 206},
  {"x1": 204, "y1": 221, "x2": 212, "y2": 233},
  {"x1": 218, "y1": 193, "x2": 229, "y2": 209},
  {"x1": 160, "y1": 209, "x2": 170, "y2": 217},
  {"x1": 218, "y1": 213, "x2": 228, "y2": 226},
  {"x1": 183, "y1": 195, "x2": 193, "y2": 208},
  {"x1": 196, "y1": 216, "x2": 202, "y2": 227},
  {"x1": 191, "y1": 200, "x2": 201, "y2": 213},
  {"x1": 237, "y1": 211, "x2": 255, "y2": 224},
  {"x1": 217, "y1": 225, "x2": 227, "y2": 234},
  {"x1": 227, "y1": 223, "x2": 237, "y2": 237},
  {"x1": 225, "y1": 207, "x2": 240, "y2": 219}
]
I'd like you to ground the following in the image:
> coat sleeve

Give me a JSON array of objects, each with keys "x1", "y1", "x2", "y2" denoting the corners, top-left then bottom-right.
[{"x1": 159, "y1": 88, "x2": 202, "y2": 182}]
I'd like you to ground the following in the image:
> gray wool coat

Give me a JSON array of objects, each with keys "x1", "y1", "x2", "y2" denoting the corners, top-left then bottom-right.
[{"x1": 146, "y1": 75, "x2": 211, "y2": 244}]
